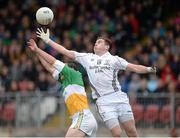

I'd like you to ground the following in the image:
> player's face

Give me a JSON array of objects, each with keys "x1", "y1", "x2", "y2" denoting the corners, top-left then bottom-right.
[{"x1": 94, "y1": 39, "x2": 108, "y2": 54}]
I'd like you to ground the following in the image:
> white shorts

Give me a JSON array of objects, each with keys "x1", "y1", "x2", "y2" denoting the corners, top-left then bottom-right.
[
  {"x1": 96, "y1": 103, "x2": 134, "y2": 123},
  {"x1": 70, "y1": 109, "x2": 98, "y2": 137}
]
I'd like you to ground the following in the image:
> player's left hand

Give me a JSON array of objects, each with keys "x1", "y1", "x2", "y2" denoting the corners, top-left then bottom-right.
[
  {"x1": 36, "y1": 28, "x2": 50, "y2": 43},
  {"x1": 148, "y1": 66, "x2": 157, "y2": 73}
]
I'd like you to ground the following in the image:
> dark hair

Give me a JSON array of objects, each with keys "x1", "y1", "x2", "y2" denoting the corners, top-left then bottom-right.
[
  {"x1": 67, "y1": 61, "x2": 83, "y2": 71},
  {"x1": 97, "y1": 36, "x2": 112, "y2": 50},
  {"x1": 67, "y1": 61, "x2": 87, "y2": 77},
  {"x1": 67, "y1": 62, "x2": 78, "y2": 70}
]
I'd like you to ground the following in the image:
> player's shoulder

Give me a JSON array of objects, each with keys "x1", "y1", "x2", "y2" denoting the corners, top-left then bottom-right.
[
  {"x1": 111, "y1": 55, "x2": 127, "y2": 64},
  {"x1": 114, "y1": 55, "x2": 125, "y2": 60},
  {"x1": 75, "y1": 52, "x2": 94, "y2": 57},
  {"x1": 84, "y1": 52, "x2": 96, "y2": 58},
  {"x1": 87, "y1": 52, "x2": 95, "y2": 55},
  {"x1": 109, "y1": 55, "x2": 121, "y2": 60}
]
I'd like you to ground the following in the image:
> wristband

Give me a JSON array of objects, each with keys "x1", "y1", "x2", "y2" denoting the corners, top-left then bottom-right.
[
  {"x1": 45, "y1": 38, "x2": 50, "y2": 44},
  {"x1": 147, "y1": 67, "x2": 152, "y2": 72}
]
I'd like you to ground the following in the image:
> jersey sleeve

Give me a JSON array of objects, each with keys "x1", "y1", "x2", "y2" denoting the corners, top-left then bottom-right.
[
  {"x1": 74, "y1": 51, "x2": 89, "y2": 67},
  {"x1": 115, "y1": 56, "x2": 129, "y2": 70},
  {"x1": 53, "y1": 60, "x2": 65, "y2": 72},
  {"x1": 52, "y1": 60, "x2": 65, "y2": 80},
  {"x1": 52, "y1": 69, "x2": 60, "y2": 80}
]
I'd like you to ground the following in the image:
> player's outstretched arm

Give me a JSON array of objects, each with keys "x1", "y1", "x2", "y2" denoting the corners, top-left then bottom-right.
[
  {"x1": 126, "y1": 63, "x2": 156, "y2": 74},
  {"x1": 27, "y1": 39, "x2": 55, "y2": 74},
  {"x1": 27, "y1": 39, "x2": 56, "y2": 65},
  {"x1": 38, "y1": 55, "x2": 55, "y2": 74},
  {"x1": 36, "y1": 28, "x2": 75, "y2": 60}
]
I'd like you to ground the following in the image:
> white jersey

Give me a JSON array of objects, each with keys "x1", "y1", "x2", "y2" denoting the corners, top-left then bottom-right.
[{"x1": 74, "y1": 51, "x2": 130, "y2": 103}]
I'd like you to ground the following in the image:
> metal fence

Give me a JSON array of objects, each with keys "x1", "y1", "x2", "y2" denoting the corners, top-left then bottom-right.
[
  {"x1": 0, "y1": 91, "x2": 180, "y2": 136},
  {"x1": 130, "y1": 92, "x2": 180, "y2": 129}
]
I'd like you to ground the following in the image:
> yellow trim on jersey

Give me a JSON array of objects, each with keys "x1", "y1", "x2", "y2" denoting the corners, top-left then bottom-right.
[
  {"x1": 65, "y1": 93, "x2": 89, "y2": 116},
  {"x1": 73, "y1": 111, "x2": 84, "y2": 129}
]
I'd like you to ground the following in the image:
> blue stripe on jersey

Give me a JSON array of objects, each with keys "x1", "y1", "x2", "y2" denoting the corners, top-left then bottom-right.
[{"x1": 112, "y1": 69, "x2": 119, "y2": 92}]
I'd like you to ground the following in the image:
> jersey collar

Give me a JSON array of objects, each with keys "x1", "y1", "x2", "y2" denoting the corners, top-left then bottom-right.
[{"x1": 99, "y1": 52, "x2": 111, "y2": 58}]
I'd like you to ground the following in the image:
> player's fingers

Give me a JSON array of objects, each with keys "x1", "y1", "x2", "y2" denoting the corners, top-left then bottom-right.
[
  {"x1": 47, "y1": 29, "x2": 49, "y2": 34},
  {"x1": 29, "y1": 39, "x2": 34, "y2": 43},
  {"x1": 27, "y1": 41, "x2": 33, "y2": 45},
  {"x1": 153, "y1": 68, "x2": 157, "y2": 73},
  {"x1": 31, "y1": 39, "x2": 35, "y2": 43},
  {"x1": 28, "y1": 46, "x2": 32, "y2": 50},
  {"x1": 37, "y1": 35, "x2": 41, "y2": 38},
  {"x1": 37, "y1": 28, "x2": 41, "y2": 33},
  {"x1": 41, "y1": 28, "x2": 44, "y2": 33},
  {"x1": 47, "y1": 28, "x2": 49, "y2": 34},
  {"x1": 153, "y1": 66, "x2": 156, "y2": 72},
  {"x1": 36, "y1": 31, "x2": 41, "y2": 35}
]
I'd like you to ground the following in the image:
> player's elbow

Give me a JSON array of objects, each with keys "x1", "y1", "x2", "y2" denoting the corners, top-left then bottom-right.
[
  {"x1": 66, "y1": 51, "x2": 76, "y2": 60},
  {"x1": 131, "y1": 68, "x2": 141, "y2": 73},
  {"x1": 132, "y1": 66, "x2": 147, "y2": 73},
  {"x1": 68, "y1": 54, "x2": 75, "y2": 60},
  {"x1": 127, "y1": 64, "x2": 144, "y2": 73}
]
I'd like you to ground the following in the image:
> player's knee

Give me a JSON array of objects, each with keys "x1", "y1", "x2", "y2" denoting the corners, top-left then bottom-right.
[
  {"x1": 126, "y1": 128, "x2": 138, "y2": 137},
  {"x1": 105, "y1": 118, "x2": 122, "y2": 136},
  {"x1": 111, "y1": 126, "x2": 122, "y2": 137},
  {"x1": 112, "y1": 130, "x2": 122, "y2": 137},
  {"x1": 65, "y1": 128, "x2": 85, "y2": 137}
]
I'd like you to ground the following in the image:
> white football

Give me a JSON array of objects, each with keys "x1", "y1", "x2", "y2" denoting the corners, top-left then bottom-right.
[{"x1": 36, "y1": 7, "x2": 54, "y2": 25}]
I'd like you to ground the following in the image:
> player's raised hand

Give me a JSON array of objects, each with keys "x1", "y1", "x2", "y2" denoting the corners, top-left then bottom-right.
[
  {"x1": 147, "y1": 66, "x2": 157, "y2": 74},
  {"x1": 27, "y1": 39, "x2": 38, "y2": 51},
  {"x1": 36, "y1": 28, "x2": 50, "y2": 43}
]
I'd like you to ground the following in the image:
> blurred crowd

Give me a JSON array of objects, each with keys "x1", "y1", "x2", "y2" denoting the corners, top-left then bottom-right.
[{"x1": 0, "y1": 0, "x2": 179, "y2": 98}]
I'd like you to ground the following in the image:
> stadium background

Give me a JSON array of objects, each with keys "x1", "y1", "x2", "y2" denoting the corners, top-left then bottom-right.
[{"x1": 0, "y1": 0, "x2": 179, "y2": 137}]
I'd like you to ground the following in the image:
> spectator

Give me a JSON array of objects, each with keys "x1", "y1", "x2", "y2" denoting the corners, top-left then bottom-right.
[
  {"x1": 147, "y1": 74, "x2": 158, "y2": 93},
  {"x1": 0, "y1": 0, "x2": 178, "y2": 97}
]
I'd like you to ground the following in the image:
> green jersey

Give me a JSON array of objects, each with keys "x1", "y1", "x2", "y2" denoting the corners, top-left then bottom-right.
[
  {"x1": 58, "y1": 65, "x2": 84, "y2": 91},
  {"x1": 52, "y1": 62, "x2": 89, "y2": 116}
]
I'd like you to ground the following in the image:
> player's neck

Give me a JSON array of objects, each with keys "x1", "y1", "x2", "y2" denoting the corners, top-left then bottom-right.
[{"x1": 95, "y1": 50, "x2": 108, "y2": 56}]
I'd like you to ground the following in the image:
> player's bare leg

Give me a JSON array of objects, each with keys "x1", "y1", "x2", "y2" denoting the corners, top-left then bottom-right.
[
  {"x1": 110, "y1": 125, "x2": 122, "y2": 137},
  {"x1": 65, "y1": 128, "x2": 86, "y2": 137},
  {"x1": 121, "y1": 119, "x2": 138, "y2": 137}
]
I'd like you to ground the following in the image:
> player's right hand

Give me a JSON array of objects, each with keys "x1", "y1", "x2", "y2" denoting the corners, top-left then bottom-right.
[
  {"x1": 27, "y1": 39, "x2": 38, "y2": 51},
  {"x1": 36, "y1": 28, "x2": 50, "y2": 43}
]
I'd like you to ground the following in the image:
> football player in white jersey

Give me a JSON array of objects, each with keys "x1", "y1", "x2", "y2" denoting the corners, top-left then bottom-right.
[{"x1": 36, "y1": 28, "x2": 156, "y2": 137}]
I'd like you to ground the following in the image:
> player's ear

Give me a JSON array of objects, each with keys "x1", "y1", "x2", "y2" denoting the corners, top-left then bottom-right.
[{"x1": 106, "y1": 45, "x2": 110, "y2": 50}]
